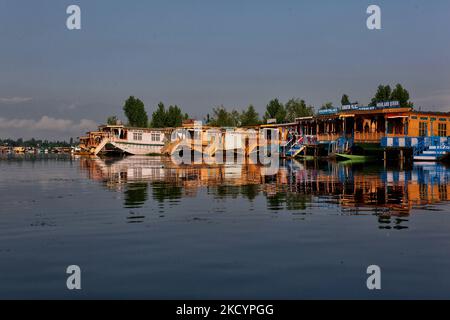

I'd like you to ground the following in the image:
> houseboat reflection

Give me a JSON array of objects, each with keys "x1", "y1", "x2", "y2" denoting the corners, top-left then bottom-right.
[{"x1": 79, "y1": 157, "x2": 450, "y2": 218}]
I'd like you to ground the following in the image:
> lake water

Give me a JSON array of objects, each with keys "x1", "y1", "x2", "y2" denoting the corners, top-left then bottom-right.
[{"x1": 0, "y1": 155, "x2": 449, "y2": 299}]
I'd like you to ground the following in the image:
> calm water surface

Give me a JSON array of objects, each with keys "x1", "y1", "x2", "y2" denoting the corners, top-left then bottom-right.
[{"x1": 0, "y1": 155, "x2": 449, "y2": 299}]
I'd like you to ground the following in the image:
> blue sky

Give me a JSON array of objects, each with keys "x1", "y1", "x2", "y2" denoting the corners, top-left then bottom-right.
[{"x1": 0, "y1": 0, "x2": 449, "y2": 139}]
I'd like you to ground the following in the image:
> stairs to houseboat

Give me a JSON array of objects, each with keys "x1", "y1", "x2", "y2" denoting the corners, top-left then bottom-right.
[
  {"x1": 284, "y1": 136, "x2": 306, "y2": 158},
  {"x1": 414, "y1": 145, "x2": 450, "y2": 162},
  {"x1": 285, "y1": 144, "x2": 306, "y2": 158},
  {"x1": 93, "y1": 138, "x2": 110, "y2": 155}
]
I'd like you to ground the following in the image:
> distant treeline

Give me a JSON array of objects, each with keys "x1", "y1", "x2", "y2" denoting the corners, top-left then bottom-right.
[
  {"x1": 110, "y1": 83, "x2": 412, "y2": 129},
  {"x1": 0, "y1": 138, "x2": 73, "y2": 148}
]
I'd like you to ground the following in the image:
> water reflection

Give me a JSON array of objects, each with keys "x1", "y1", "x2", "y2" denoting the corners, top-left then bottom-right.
[{"x1": 79, "y1": 156, "x2": 450, "y2": 219}]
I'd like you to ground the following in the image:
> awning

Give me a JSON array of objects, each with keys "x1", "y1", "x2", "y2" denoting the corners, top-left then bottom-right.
[{"x1": 339, "y1": 114, "x2": 355, "y2": 118}]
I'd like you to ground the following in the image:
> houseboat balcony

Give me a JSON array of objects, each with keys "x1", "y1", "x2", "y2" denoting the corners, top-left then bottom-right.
[
  {"x1": 316, "y1": 132, "x2": 409, "y2": 144},
  {"x1": 353, "y1": 132, "x2": 386, "y2": 143},
  {"x1": 316, "y1": 133, "x2": 341, "y2": 142}
]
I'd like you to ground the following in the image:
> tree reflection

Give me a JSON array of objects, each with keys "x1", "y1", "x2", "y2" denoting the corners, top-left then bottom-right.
[
  {"x1": 151, "y1": 181, "x2": 183, "y2": 203},
  {"x1": 124, "y1": 183, "x2": 148, "y2": 208}
]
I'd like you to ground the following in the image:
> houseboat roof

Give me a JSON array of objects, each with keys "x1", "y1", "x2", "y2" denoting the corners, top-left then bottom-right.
[
  {"x1": 98, "y1": 124, "x2": 171, "y2": 131},
  {"x1": 316, "y1": 107, "x2": 413, "y2": 118},
  {"x1": 317, "y1": 108, "x2": 449, "y2": 119},
  {"x1": 410, "y1": 110, "x2": 450, "y2": 116},
  {"x1": 260, "y1": 122, "x2": 298, "y2": 128},
  {"x1": 295, "y1": 116, "x2": 314, "y2": 121}
]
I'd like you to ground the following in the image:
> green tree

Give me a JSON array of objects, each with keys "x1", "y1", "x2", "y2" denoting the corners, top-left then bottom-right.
[
  {"x1": 370, "y1": 85, "x2": 392, "y2": 106},
  {"x1": 209, "y1": 106, "x2": 240, "y2": 127},
  {"x1": 231, "y1": 110, "x2": 241, "y2": 127},
  {"x1": 166, "y1": 105, "x2": 185, "y2": 127},
  {"x1": 123, "y1": 96, "x2": 148, "y2": 127},
  {"x1": 107, "y1": 115, "x2": 118, "y2": 125},
  {"x1": 151, "y1": 102, "x2": 167, "y2": 128},
  {"x1": 264, "y1": 99, "x2": 286, "y2": 123},
  {"x1": 320, "y1": 102, "x2": 334, "y2": 110},
  {"x1": 150, "y1": 103, "x2": 189, "y2": 127},
  {"x1": 390, "y1": 83, "x2": 413, "y2": 108},
  {"x1": 341, "y1": 94, "x2": 351, "y2": 105},
  {"x1": 240, "y1": 105, "x2": 261, "y2": 126},
  {"x1": 285, "y1": 98, "x2": 314, "y2": 122}
]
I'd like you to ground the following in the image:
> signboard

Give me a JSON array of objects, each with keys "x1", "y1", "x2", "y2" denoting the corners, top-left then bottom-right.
[
  {"x1": 340, "y1": 105, "x2": 375, "y2": 112},
  {"x1": 318, "y1": 108, "x2": 339, "y2": 115},
  {"x1": 340, "y1": 101, "x2": 400, "y2": 112},
  {"x1": 358, "y1": 106, "x2": 376, "y2": 111},
  {"x1": 341, "y1": 104, "x2": 360, "y2": 111},
  {"x1": 317, "y1": 101, "x2": 402, "y2": 116},
  {"x1": 376, "y1": 101, "x2": 400, "y2": 108}
]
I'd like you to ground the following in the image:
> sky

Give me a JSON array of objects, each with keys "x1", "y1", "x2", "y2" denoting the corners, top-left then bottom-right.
[{"x1": 0, "y1": 0, "x2": 450, "y2": 140}]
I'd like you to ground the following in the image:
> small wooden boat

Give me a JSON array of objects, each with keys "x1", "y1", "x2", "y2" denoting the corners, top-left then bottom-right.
[
  {"x1": 334, "y1": 153, "x2": 375, "y2": 161},
  {"x1": 296, "y1": 155, "x2": 316, "y2": 161}
]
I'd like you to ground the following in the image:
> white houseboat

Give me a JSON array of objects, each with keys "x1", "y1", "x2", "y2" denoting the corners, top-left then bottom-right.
[{"x1": 79, "y1": 125, "x2": 170, "y2": 156}]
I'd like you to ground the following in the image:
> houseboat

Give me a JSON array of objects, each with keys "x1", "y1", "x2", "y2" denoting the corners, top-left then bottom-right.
[
  {"x1": 293, "y1": 102, "x2": 450, "y2": 162},
  {"x1": 79, "y1": 121, "x2": 282, "y2": 163},
  {"x1": 162, "y1": 121, "x2": 278, "y2": 163},
  {"x1": 13, "y1": 146, "x2": 25, "y2": 154},
  {"x1": 0, "y1": 146, "x2": 10, "y2": 154},
  {"x1": 78, "y1": 102, "x2": 449, "y2": 162},
  {"x1": 78, "y1": 124, "x2": 170, "y2": 156}
]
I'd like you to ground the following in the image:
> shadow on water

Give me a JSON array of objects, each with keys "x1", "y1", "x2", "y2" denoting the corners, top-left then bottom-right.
[{"x1": 78, "y1": 156, "x2": 450, "y2": 229}]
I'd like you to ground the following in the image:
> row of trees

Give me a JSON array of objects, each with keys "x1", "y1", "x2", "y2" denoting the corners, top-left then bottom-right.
[
  {"x1": 112, "y1": 96, "x2": 315, "y2": 128},
  {"x1": 206, "y1": 105, "x2": 260, "y2": 127},
  {"x1": 108, "y1": 96, "x2": 190, "y2": 128},
  {"x1": 205, "y1": 98, "x2": 315, "y2": 127},
  {"x1": 320, "y1": 83, "x2": 412, "y2": 110},
  {"x1": 115, "y1": 84, "x2": 412, "y2": 128},
  {"x1": 0, "y1": 138, "x2": 73, "y2": 148}
]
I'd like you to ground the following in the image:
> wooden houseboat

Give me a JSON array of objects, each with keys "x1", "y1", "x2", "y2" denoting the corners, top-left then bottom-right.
[
  {"x1": 293, "y1": 102, "x2": 450, "y2": 161},
  {"x1": 78, "y1": 125, "x2": 170, "y2": 156}
]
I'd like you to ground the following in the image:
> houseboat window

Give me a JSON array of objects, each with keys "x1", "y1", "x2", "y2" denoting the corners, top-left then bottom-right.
[
  {"x1": 151, "y1": 133, "x2": 160, "y2": 142},
  {"x1": 411, "y1": 116, "x2": 418, "y2": 120},
  {"x1": 438, "y1": 123, "x2": 447, "y2": 137},
  {"x1": 419, "y1": 122, "x2": 428, "y2": 137},
  {"x1": 420, "y1": 117, "x2": 428, "y2": 120},
  {"x1": 133, "y1": 132, "x2": 143, "y2": 141}
]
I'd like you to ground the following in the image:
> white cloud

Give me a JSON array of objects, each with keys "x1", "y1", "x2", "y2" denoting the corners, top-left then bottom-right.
[
  {"x1": 0, "y1": 97, "x2": 32, "y2": 104},
  {"x1": 0, "y1": 116, "x2": 97, "y2": 133}
]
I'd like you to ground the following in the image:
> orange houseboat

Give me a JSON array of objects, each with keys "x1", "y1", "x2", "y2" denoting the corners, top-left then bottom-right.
[{"x1": 294, "y1": 102, "x2": 450, "y2": 161}]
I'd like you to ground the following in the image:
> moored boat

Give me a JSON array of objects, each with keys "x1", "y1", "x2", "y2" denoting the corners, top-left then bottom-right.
[{"x1": 334, "y1": 153, "x2": 376, "y2": 161}]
